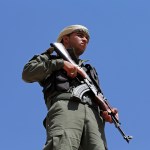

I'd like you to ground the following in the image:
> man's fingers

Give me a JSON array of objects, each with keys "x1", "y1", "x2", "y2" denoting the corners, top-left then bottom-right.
[
  {"x1": 101, "y1": 111, "x2": 113, "y2": 123},
  {"x1": 112, "y1": 108, "x2": 118, "y2": 114},
  {"x1": 69, "y1": 68, "x2": 77, "y2": 78},
  {"x1": 63, "y1": 61, "x2": 86, "y2": 78},
  {"x1": 112, "y1": 108, "x2": 119, "y2": 120}
]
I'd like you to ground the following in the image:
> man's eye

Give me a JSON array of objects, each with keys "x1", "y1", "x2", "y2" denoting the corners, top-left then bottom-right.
[
  {"x1": 77, "y1": 33, "x2": 84, "y2": 38},
  {"x1": 76, "y1": 33, "x2": 89, "y2": 41}
]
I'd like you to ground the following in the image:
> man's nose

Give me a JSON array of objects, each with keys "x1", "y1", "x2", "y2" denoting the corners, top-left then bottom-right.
[{"x1": 82, "y1": 36, "x2": 88, "y2": 43}]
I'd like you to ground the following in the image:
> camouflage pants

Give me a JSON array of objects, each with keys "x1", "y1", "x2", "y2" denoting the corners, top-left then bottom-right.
[{"x1": 43, "y1": 100, "x2": 107, "y2": 150}]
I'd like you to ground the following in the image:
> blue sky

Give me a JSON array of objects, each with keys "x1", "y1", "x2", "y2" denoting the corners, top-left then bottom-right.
[{"x1": 0, "y1": 0, "x2": 149, "y2": 149}]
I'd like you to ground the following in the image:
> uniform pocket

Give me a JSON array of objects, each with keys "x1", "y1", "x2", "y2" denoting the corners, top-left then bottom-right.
[
  {"x1": 43, "y1": 130, "x2": 72, "y2": 150},
  {"x1": 52, "y1": 130, "x2": 64, "y2": 149}
]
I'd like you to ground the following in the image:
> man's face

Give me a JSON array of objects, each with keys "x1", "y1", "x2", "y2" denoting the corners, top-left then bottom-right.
[{"x1": 66, "y1": 31, "x2": 89, "y2": 57}]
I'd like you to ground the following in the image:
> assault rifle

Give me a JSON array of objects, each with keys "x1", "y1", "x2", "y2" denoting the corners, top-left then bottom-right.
[{"x1": 50, "y1": 42, "x2": 133, "y2": 143}]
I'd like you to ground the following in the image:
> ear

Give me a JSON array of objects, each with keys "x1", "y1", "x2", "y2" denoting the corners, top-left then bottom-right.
[{"x1": 62, "y1": 35, "x2": 69, "y2": 44}]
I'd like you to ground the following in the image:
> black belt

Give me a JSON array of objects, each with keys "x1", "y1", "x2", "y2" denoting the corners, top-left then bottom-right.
[{"x1": 46, "y1": 93, "x2": 99, "y2": 111}]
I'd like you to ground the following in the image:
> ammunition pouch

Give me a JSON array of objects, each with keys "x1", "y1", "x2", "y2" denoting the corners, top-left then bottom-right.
[
  {"x1": 42, "y1": 70, "x2": 72, "y2": 100},
  {"x1": 55, "y1": 70, "x2": 70, "y2": 91}
]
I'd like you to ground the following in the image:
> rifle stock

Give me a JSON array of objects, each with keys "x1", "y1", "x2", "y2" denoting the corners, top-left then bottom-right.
[{"x1": 50, "y1": 42, "x2": 133, "y2": 143}]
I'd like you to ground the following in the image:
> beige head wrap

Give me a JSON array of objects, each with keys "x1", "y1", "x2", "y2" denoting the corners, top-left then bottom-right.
[{"x1": 57, "y1": 25, "x2": 90, "y2": 42}]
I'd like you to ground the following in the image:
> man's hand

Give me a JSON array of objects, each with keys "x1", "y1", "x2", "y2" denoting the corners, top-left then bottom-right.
[
  {"x1": 63, "y1": 61, "x2": 78, "y2": 78},
  {"x1": 101, "y1": 108, "x2": 119, "y2": 123},
  {"x1": 63, "y1": 60, "x2": 86, "y2": 78}
]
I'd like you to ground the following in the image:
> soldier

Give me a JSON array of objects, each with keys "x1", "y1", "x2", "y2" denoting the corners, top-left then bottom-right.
[{"x1": 22, "y1": 25, "x2": 118, "y2": 150}]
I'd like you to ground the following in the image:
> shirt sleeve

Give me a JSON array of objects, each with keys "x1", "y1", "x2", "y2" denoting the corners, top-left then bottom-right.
[{"x1": 22, "y1": 53, "x2": 64, "y2": 83}]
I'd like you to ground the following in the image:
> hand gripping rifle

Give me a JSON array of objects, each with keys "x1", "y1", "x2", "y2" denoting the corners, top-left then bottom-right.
[{"x1": 50, "y1": 42, "x2": 133, "y2": 143}]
